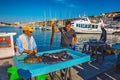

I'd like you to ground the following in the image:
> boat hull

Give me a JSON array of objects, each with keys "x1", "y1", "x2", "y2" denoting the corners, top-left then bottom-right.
[{"x1": 72, "y1": 27, "x2": 119, "y2": 34}]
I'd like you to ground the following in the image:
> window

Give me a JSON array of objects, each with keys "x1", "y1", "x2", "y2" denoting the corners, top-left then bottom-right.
[
  {"x1": 79, "y1": 24, "x2": 80, "y2": 27},
  {"x1": 88, "y1": 24, "x2": 90, "y2": 28},
  {"x1": 76, "y1": 24, "x2": 78, "y2": 27},
  {"x1": 80, "y1": 24, "x2": 82, "y2": 28},
  {"x1": 92, "y1": 25, "x2": 95, "y2": 28},
  {"x1": 85, "y1": 24, "x2": 87, "y2": 28},
  {"x1": 96, "y1": 25, "x2": 98, "y2": 29},
  {"x1": 82, "y1": 24, "x2": 85, "y2": 28}
]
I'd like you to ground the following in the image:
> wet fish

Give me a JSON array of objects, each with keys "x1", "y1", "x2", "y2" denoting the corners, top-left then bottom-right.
[
  {"x1": 42, "y1": 51, "x2": 72, "y2": 64},
  {"x1": 50, "y1": 23, "x2": 55, "y2": 49},
  {"x1": 24, "y1": 52, "x2": 42, "y2": 64}
]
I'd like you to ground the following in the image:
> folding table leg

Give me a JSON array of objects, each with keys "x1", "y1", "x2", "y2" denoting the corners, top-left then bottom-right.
[{"x1": 49, "y1": 68, "x2": 72, "y2": 80}]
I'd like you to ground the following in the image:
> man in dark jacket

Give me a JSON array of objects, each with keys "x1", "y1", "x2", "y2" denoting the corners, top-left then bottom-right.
[{"x1": 100, "y1": 24, "x2": 107, "y2": 43}]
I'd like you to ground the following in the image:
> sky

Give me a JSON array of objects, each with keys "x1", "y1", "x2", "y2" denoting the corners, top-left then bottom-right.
[{"x1": 0, "y1": 0, "x2": 120, "y2": 22}]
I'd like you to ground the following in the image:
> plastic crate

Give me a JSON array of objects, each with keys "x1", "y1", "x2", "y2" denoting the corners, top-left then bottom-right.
[
  {"x1": 35, "y1": 74, "x2": 46, "y2": 80},
  {"x1": 7, "y1": 66, "x2": 19, "y2": 80}
]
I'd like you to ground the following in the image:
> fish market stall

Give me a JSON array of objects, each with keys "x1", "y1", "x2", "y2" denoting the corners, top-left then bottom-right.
[{"x1": 13, "y1": 48, "x2": 90, "y2": 79}]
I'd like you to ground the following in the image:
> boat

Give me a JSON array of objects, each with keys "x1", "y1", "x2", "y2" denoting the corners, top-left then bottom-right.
[
  {"x1": 0, "y1": 32, "x2": 16, "y2": 59},
  {"x1": 32, "y1": 26, "x2": 42, "y2": 30},
  {"x1": 71, "y1": 16, "x2": 120, "y2": 34},
  {"x1": 41, "y1": 27, "x2": 46, "y2": 31},
  {"x1": 41, "y1": 26, "x2": 52, "y2": 31}
]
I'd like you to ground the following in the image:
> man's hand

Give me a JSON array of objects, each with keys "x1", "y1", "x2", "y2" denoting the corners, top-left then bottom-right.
[
  {"x1": 23, "y1": 49, "x2": 36, "y2": 55},
  {"x1": 33, "y1": 48, "x2": 37, "y2": 53},
  {"x1": 71, "y1": 36, "x2": 77, "y2": 45},
  {"x1": 52, "y1": 23, "x2": 59, "y2": 32},
  {"x1": 27, "y1": 50, "x2": 34, "y2": 54},
  {"x1": 52, "y1": 23, "x2": 55, "y2": 28}
]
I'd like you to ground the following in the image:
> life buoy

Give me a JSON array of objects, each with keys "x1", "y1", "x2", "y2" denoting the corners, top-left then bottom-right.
[{"x1": 0, "y1": 37, "x2": 11, "y2": 47}]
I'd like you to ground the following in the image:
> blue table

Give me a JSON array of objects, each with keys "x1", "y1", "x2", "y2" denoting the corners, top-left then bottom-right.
[{"x1": 13, "y1": 48, "x2": 90, "y2": 79}]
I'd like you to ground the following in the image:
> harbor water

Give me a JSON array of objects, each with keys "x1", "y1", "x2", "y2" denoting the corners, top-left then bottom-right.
[{"x1": 0, "y1": 26, "x2": 120, "y2": 52}]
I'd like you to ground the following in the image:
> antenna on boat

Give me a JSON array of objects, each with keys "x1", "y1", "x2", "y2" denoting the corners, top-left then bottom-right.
[
  {"x1": 100, "y1": 18, "x2": 104, "y2": 24},
  {"x1": 68, "y1": 10, "x2": 71, "y2": 19},
  {"x1": 78, "y1": 14, "x2": 81, "y2": 18},
  {"x1": 44, "y1": 10, "x2": 46, "y2": 27},
  {"x1": 49, "y1": 8, "x2": 52, "y2": 20},
  {"x1": 83, "y1": 11, "x2": 86, "y2": 17}
]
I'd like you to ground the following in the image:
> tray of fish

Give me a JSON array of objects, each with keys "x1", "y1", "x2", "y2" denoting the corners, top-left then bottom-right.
[
  {"x1": 42, "y1": 51, "x2": 73, "y2": 64},
  {"x1": 23, "y1": 51, "x2": 72, "y2": 64}
]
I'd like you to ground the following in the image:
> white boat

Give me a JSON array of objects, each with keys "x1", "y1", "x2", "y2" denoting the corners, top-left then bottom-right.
[
  {"x1": 34, "y1": 26, "x2": 42, "y2": 30},
  {"x1": 71, "y1": 16, "x2": 120, "y2": 34},
  {"x1": 41, "y1": 26, "x2": 52, "y2": 31},
  {"x1": 0, "y1": 32, "x2": 16, "y2": 59}
]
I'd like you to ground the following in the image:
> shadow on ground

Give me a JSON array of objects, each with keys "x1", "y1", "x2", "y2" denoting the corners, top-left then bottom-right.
[
  {"x1": 0, "y1": 61, "x2": 12, "y2": 80},
  {"x1": 72, "y1": 54, "x2": 120, "y2": 80}
]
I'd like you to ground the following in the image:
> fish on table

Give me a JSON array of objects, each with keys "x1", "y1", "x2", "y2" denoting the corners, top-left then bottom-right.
[
  {"x1": 20, "y1": 52, "x2": 42, "y2": 64},
  {"x1": 19, "y1": 51, "x2": 72, "y2": 64}
]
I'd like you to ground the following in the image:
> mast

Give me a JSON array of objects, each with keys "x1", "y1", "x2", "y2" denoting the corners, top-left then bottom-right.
[{"x1": 44, "y1": 10, "x2": 46, "y2": 27}]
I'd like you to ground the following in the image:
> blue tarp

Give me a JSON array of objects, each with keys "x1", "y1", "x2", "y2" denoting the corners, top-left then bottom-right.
[{"x1": 112, "y1": 43, "x2": 120, "y2": 50}]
